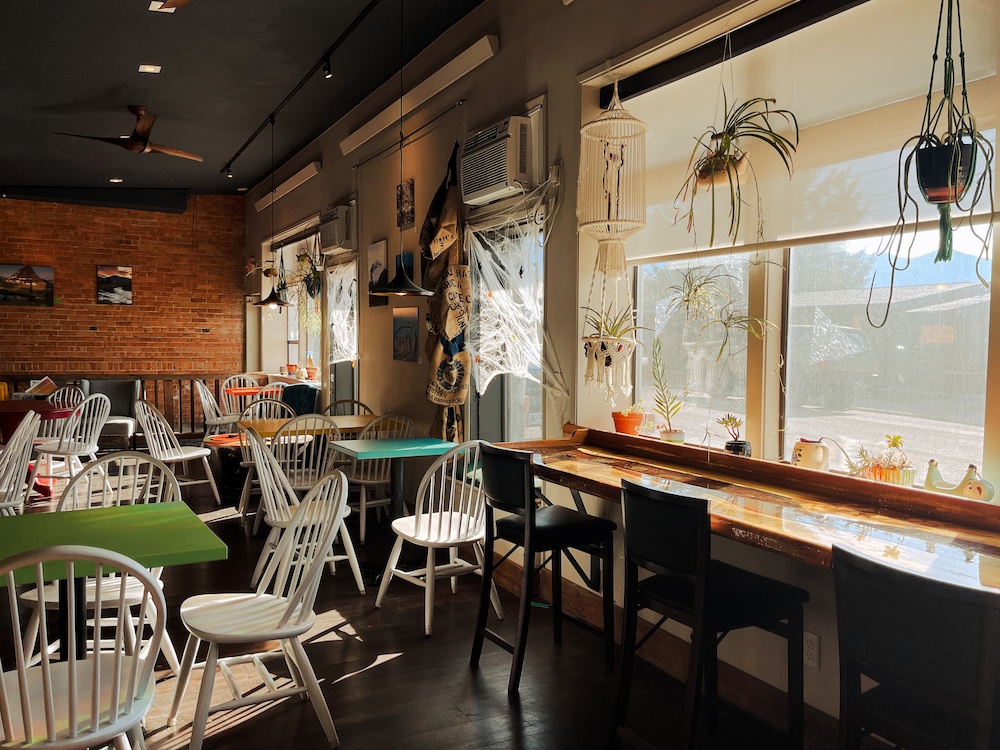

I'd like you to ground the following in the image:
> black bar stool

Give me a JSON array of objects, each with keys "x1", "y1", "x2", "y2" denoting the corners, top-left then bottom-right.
[
  {"x1": 470, "y1": 442, "x2": 617, "y2": 694},
  {"x1": 834, "y1": 543, "x2": 1000, "y2": 750},
  {"x1": 612, "y1": 479, "x2": 809, "y2": 750}
]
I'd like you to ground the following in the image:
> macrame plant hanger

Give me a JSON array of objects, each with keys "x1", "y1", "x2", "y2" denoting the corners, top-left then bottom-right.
[{"x1": 577, "y1": 80, "x2": 647, "y2": 403}]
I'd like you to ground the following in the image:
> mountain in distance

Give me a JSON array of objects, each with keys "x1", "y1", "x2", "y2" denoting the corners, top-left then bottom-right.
[{"x1": 872, "y1": 249, "x2": 991, "y2": 287}]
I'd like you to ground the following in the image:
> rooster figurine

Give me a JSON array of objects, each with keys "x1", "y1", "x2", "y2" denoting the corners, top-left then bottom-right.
[{"x1": 923, "y1": 459, "x2": 995, "y2": 502}]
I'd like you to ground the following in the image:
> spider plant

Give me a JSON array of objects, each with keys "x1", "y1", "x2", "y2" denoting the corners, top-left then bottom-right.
[
  {"x1": 675, "y1": 94, "x2": 799, "y2": 247},
  {"x1": 582, "y1": 305, "x2": 645, "y2": 339}
]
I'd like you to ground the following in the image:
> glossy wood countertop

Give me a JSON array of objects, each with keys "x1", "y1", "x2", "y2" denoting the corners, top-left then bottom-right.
[{"x1": 503, "y1": 428, "x2": 1000, "y2": 591}]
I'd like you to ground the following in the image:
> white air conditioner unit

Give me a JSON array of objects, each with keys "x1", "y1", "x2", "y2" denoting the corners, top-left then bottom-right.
[
  {"x1": 461, "y1": 115, "x2": 532, "y2": 206},
  {"x1": 319, "y1": 204, "x2": 355, "y2": 253}
]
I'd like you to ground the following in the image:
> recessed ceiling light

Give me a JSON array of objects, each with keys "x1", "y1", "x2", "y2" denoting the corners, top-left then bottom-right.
[
  {"x1": 109, "y1": 177, "x2": 124, "y2": 184},
  {"x1": 138, "y1": 64, "x2": 162, "y2": 74},
  {"x1": 236, "y1": 187, "x2": 248, "y2": 192},
  {"x1": 148, "y1": 2, "x2": 176, "y2": 12}
]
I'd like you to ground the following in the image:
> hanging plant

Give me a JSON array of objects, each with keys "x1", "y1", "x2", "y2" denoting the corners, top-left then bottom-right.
[
  {"x1": 868, "y1": 0, "x2": 994, "y2": 326},
  {"x1": 676, "y1": 93, "x2": 799, "y2": 247}
]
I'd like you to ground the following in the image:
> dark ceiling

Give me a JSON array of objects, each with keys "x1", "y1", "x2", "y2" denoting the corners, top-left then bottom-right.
[{"x1": 0, "y1": 0, "x2": 484, "y2": 197}]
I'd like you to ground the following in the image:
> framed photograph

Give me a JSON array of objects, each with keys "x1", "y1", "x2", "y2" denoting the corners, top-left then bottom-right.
[
  {"x1": 97, "y1": 265, "x2": 133, "y2": 305},
  {"x1": 396, "y1": 178, "x2": 415, "y2": 229},
  {"x1": 392, "y1": 306, "x2": 419, "y2": 362},
  {"x1": 0, "y1": 264, "x2": 54, "y2": 306},
  {"x1": 367, "y1": 240, "x2": 388, "y2": 307}
]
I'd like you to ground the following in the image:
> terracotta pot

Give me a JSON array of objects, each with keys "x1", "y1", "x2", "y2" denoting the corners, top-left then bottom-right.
[
  {"x1": 611, "y1": 411, "x2": 644, "y2": 435},
  {"x1": 286, "y1": 363, "x2": 298, "y2": 375},
  {"x1": 305, "y1": 366, "x2": 319, "y2": 381}
]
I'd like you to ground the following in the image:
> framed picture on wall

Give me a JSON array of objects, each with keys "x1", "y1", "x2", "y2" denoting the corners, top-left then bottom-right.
[
  {"x1": 392, "y1": 306, "x2": 419, "y2": 362},
  {"x1": 0, "y1": 264, "x2": 54, "y2": 306},
  {"x1": 367, "y1": 240, "x2": 388, "y2": 307},
  {"x1": 97, "y1": 265, "x2": 133, "y2": 305}
]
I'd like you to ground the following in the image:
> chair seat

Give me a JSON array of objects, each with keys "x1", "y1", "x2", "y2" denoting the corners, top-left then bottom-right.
[
  {"x1": 34, "y1": 438, "x2": 100, "y2": 456},
  {"x1": 102, "y1": 416, "x2": 137, "y2": 436},
  {"x1": 639, "y1": 559, "x2": 809, "y2": 630},
  {"x1": 391, "y1": 511, "x2": 485, "y2": 547},
  {"x1": 1, "y1": 654, "x2": 154, "y2": 744},
  {"x1": 496, "y1": 504, "x2": 616, "y2": 551},
  {"x1": 180, "y1": 592, "x2": 315, "y2": 643}
]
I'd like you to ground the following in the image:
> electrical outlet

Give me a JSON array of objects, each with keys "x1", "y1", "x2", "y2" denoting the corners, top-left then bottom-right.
[{"x1": 804, "y1": 630, "x2": 820, "y2": 670}]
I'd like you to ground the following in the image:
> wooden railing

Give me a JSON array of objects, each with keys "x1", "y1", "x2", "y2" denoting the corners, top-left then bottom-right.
[{"x1": 0, "y1": 373, "x2": 231, "y2": 439}]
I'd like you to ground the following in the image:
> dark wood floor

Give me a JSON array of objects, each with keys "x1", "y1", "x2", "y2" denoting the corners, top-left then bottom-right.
[{"x1": 128, "y1": 480, "x2": 870, "y2": 750}]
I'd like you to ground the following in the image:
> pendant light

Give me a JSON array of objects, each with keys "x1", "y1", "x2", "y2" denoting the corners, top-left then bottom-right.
[
  {"x1": 369, "y1": 0, "x2": 433, "y2": 298},
  {"x1": 255, "y1": 115, "x2": 290, "y2": 310}
]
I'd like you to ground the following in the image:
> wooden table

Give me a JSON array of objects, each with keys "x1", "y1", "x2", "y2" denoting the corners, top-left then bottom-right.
[
  {"x1": 329, "y1": 437, "x2": 457, "y2": 518},
  {"x1": 224, "y1": 385, "x2": 262, "y2": 398},
  {"x1": 240, "y1": 414, "x2": 376, "y2": 439},
  {"x1": 505, "y1": 427, "x2": 1000, "y2": 592},
  {"x1": 0, "y1": 501, "x2": 228, "y2": 656},
  {"x1": 0, "y1": 400, "x2": 72, "y2": 443}
]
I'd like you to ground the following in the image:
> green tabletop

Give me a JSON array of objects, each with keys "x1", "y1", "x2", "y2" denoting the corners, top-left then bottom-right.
[
  {"x1": 329, "y1": 437, "x2": 457, "y2": 460},
  {"x1": 0, "y1": 502, "x2": 228, "y2": 584}
]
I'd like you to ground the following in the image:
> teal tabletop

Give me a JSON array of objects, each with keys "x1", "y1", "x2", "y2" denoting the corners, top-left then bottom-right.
[
  {"x1": 330, "y1": 437, "x2": 457, "y2": 460},
  {"x1": 0, "y1": 502, "x2": 228, "y2": 584}
]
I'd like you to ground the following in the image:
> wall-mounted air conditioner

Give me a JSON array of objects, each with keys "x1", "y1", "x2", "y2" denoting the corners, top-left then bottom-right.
[
  {"x1": 319, "y1": 204, "x2": 355, "y2": 253},
  {"x1": 460, "y1": 115, "x2": 532, "y2": 206}
]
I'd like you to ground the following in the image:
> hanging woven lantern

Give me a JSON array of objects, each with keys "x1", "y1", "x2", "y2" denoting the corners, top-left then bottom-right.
[
  {"x1": 578, "y1": 82, "x2": 647, "y2": 404},
  {"x1": 577, "y1": 83, "x2": 647, "y2": 277}
]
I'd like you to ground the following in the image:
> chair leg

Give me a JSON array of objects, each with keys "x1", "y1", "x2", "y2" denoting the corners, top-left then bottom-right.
[
  {"x1": 337, "y1": 524, "x2": 366, "y2": 595},
  {"x1": 201, "y1": 456, "x2": 222, "y2": 505},
  {"x1": 683, "y1": 621, "x2": 708, "y2": 750},
  {"x1": 424, "y1": 546, "x2": 437, "y2": 636},
  {"x1": 551, "y1": 549, "x2": 563, "y2": 644},
  {"x1": 610, "y1": 562, "x2": 640, "y2": 749},
  {"x1": 470, "y1": 522, "x2": 496, "y2": 668},
  {"x1": 168, "y1": 632, "x2": 202, "y2": 726},
  {"x1": 358, "y1": 487, "x2": 368, "y2": 545},
  {"x1": 287, "y1": 636, "x2": 340, "y2": 748},
  {"x1": 374, "y1": 536, "x2": 404, "y2": 608},
  {"x1": 508, "y1": 542, "x2": 535, "y2": 694},
  {"x1": 602, "y1": 535, "x2": 616, "y2": 669},
  {"x1": 188, "y1": 641, "x2": 218, "y2": 750},
  {"x1": 786, "y1": 607, "x2": 805, "y2": 750},
  {"x1": 705, "y1": 635, "x2": 719, "y2": 749},
  {"x1": 251, "y1": 527, "x2": 280, "y2": 587},
  {"x1": 238, "y1": 466, "x2": 255, "y2": 521},
  {"x1": 21, "y1": 606, "x2": 41, "y2": 664},
  {"x1": 449, "y1": 547, "x2": 458, "y2": 594},
  {"x1": 472, "y1": 542, "x2": 504, "y2": 620}
]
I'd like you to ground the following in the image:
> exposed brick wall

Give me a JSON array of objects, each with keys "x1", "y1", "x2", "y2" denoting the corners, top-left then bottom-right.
[{"x1": 0, "y1": 195, "x2": 246, "y2": 377}]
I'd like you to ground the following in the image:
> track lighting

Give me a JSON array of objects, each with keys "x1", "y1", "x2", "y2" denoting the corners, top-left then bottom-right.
[
  {"x1": 226, "y1": 167, "x2": 233, "y2": 178},
  {"x1": 323, "y1": 57, "x2": 333, "y2": 79}
]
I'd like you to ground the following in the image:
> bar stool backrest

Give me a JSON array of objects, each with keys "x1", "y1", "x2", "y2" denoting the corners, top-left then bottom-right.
[
  {"x1": 621, "y1": 479, "x2": 710, "y2": 581},
  {"x1": 833, "y1": 543, "x2": 1000, "y2": 749},
  {"x1": 479, "y1": 443, "x2": 535, "y2": 519}
]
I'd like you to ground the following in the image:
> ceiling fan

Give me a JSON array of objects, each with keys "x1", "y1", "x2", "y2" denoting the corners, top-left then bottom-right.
[
  {"x1": 56, "y1": 105, "x2": 203, "y2": 162},
  {"x1": 155, "y1": 0, "x2": 191, "y2": 9}
]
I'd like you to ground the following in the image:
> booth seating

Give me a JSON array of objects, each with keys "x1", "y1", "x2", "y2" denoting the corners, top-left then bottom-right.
[
  {"x1": 81, "y1": 378, "x2": 142, "y2": 450},
  {"x1": 282, "y1": 383, "x2": 319, "y2": 415}
]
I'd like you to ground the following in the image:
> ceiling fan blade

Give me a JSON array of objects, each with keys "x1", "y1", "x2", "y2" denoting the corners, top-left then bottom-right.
[
  {"x1": 131, "y1": 114, "x2": 157, "y2": 143},
  {"x1": 147, "y1": 142, "x2": 203, "y2": 162},
  {"x1": 159, "y1": 0, "x2": 192, "y2": 8},
  {"x1": 55, "y1": 132, "x2": 144, "y2": 154}
]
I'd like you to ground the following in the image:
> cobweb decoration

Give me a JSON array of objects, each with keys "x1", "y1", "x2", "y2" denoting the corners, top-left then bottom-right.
[
  {"x1": 326, "y1": 259, "x2": 358, "y2": 364},
  {"x1": 467, "y1": 222, "x2": 543, "y2": 394}
]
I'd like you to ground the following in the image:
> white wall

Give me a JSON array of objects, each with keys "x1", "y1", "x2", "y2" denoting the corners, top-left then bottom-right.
[{"x1": 243, "y1": 0, "x2": 846, "y2": 718}]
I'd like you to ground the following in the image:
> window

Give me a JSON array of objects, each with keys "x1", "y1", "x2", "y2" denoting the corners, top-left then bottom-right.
[
  {"x1": 621, "y1": 0, "x2": 997, "y2": 482},
  {"x1": 326, "y1": 257, "x2": 359, "y2": 401}
]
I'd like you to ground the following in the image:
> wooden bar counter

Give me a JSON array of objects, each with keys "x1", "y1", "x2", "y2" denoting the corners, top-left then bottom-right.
[{"x1": 503, "y1": 427, "x2": 1000, "y2": 592}]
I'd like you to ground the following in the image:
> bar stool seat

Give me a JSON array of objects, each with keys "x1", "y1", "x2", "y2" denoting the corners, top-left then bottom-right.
[
  {"x1": 612, "y1": 479, "x2": 809, "y2": 750},
  {"x1": 471, "y1": 442, "x2": 617, "y2": 695}
]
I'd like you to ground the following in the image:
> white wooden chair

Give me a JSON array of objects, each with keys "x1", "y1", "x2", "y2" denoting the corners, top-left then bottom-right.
[
  {"x1": 375, "y1": 440, "x2": 503, "y2": 635},
  {"x1": 271, "y1": 413, "x2": 343, "y2": 492},
  {"x1": 35, "y1": 385, "x2": 85, "y2": 440},
  {"x1": 134, "y1": 399, "x2": 221, "y2": 505},
  {"x1": 241, "y1": 397, "x2": 295, "y2": 422},
  {"x1": 247, "y1": 430, "x2": 365, "y2": 594},
  {"x1": 323, "y1": 399, "x2": 374, "y2": 416},
  {"x1": 345, "y1": 412, "x2": 415, "y2": 544},
  {"x1": 194, "y1": 379, "x2": 237, "y2": 442},
  {"x1": 220, "y1": 374, "x2": 259, "y2": 416},
  {"x1": 19, "y1": 452, "x2": 183, "y2": 675},
  {"x1": 167, "y1": 475, "x2": 347, "y2": 750},
  {"x1": 0, "y1": 544, "x2": 165, "y2": 750},
  {"x1": 257, "y1": 381, "x2": 287, "y2": 400},
  {"x1": 28, "y1": 393, "x2": 111, "y2": 486},
  {"x1": 0, "y1": 411, "x2": 41, "y2": 514}
]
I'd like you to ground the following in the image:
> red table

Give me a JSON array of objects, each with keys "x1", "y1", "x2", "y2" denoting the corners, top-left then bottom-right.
[{"x1": 0, "y1": 401, "x2": 72, "y2": 443}]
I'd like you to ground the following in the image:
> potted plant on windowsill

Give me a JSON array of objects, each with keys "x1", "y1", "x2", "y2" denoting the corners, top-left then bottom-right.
[
  {"x1": 847, "y1": 434, "x2": 916, "y2": 487},
  {"x1": 651, "y1": 337, "x2": 685, "y2": 442},
  {"x1": 717, "y1": 413, "x2": 750, "y2": 456},
  {"x1": 611, "y1": 401, "x2": 646, "y2": 436}
]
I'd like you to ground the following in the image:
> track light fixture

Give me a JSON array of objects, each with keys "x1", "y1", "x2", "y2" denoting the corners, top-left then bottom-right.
[
  {"x1": 323, "y1": 57, "x2": 333, "y2": 79},
  {"x1": 226, "y1": 167, "x2": 233, "y2": 178}
]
